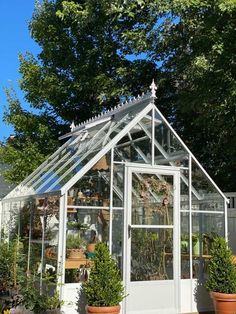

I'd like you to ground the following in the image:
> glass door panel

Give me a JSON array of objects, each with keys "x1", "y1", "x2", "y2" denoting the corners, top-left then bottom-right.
[
  {"x1": 125, "y1": 168, "x2": 179, "y2": 314},
  {"x1": 131, "y1": 228, "x2": 173, "y2": 281},
  {"x1": 132, "y1": 173, "x2": 173, "y2": 226}
]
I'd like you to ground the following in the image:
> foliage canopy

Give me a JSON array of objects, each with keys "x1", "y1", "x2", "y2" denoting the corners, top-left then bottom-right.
[{"x1": 1, "y1": 0, "x2": 236, "y2": 190}]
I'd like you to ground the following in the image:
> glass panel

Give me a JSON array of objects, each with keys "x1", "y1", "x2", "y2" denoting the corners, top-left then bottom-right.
[
  {"x1": 2, "y1": 201, "x2": 61, "y2": 295},
  {"x1": 192, "y1": 212, "x2": 224, "y2": 279},
  {"x1": 114, "y1": 112, "x2": 152, "y2": 164},
  {"x1": 105, "y1": 104, "x2": 150, "y2": 145},
  {"x1": 5, "y1": 100, "x2": 150, "y2": 199},
  {"x1": 192, "y1": 194, "x2": 224, "y2": 212},
  {"x1": 7, "y1": 122, "x2": 112, "y2": 197},
  {"x1": 154, "y1": 109, "x2": 188, "y2": 167},
  {"x1": 154, "y1": 146, "x2": 169, "y2": 165},
  {"x1": 23, "y1": 197, "x2": 60, "y2": 275},
  {"x1": 21, "y1": 137, "x2": 75, "y2": 187},
  {"x1": 113, "y1": 164, "x2": 124, "y2": 208},
  {"x1": 181, "y1": 212, "x2": 190, "y2": 279},
  {"x1": 181, "y1": 170, "x2": 189, "y2": 211},
  {"x1": 39, "y1": 196, "x2": 60, "y2": 276},
  {"x1": 65, "y1": 207, "x2": 109, "y2": 283},
  {"x1": 44, "y1": 127, "x2": 113, "y2": 193},
  {"x1": 9, "y1": 201, "x2": 20, "y2": 239},
  {"x1": 191, "y1": 159, "x2": 224, "y2": 211},
  {"x1": 104, "y1": 119, "x2": 130, "y2": 143},
  {"x1": 131, "y1": 228, "x2": 173, "y2": 281},
  {"x1": 191, "y1": 183, "x2": 225, "y2": 212},
  {"x1": 67, "y1": 153, "x2": 111, "y2": 207},
  {"x1": 112, "y1": 209, "x2": 124, "y2": 273},
  {"x1": 115, "y1": 138, "x2": 146, "y2": 163},
  {"x1": 132, "y1": 173, "x2": 173, "y2": 225},
  {"x1": 31, "y1": 138, "x2": 81, "y2": 188},
  {"x1": 0, "y1": 201, "x2": 20, "y2": 240}
]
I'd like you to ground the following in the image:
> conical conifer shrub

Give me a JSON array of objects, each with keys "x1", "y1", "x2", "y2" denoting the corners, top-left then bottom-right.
[
  {"x1": 83, "y1": 242, "x2": 125, "y2": 306},
  {"x1": 205, "y1": 237, "x2": 236, "y2": 294}
]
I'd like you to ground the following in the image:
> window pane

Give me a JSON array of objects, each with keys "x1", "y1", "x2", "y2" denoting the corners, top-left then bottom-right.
[
  {"x1": 181, "y1": 212, "x2": 190, "y2": 279},
  {"x1": 65, "y1": 207, "x2": 109, "y2": 283},
  {"x1": 132, "y1": 173, "x2": 173, "y2": 226},
  {"x1": 131, "y1": 228, "x2": 173, "y2": 281},
  {"x1": 192, "y1": 212, "x2": 224, "y2": 279}
]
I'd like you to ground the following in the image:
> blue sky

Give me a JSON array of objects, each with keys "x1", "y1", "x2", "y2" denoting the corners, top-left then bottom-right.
[
  {"x1": 0, "y1": 1, "x2": 39, "y2": 142},
  {"x1": 0, "y1": 1, "x2": 150, "y2": 143}
]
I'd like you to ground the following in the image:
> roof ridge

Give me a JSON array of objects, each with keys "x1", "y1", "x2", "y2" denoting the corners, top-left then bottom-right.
[{"x1": 70, "y1": 89, "x2": 154, "y2": 132}]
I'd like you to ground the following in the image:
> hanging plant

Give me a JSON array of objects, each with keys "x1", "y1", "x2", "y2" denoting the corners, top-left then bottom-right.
[{"x1": 138, "y1": 176, "x2": 171, "y2": 202}]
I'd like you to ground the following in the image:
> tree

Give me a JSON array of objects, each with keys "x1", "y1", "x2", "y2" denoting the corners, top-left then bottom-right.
[
  {"x1": 1, "y1": 0, "x2": 157, "y2": 183},
  {"x1": 1, "y1": 0, "x2": 236, "y2": 191},
  {"x1": 152, "y1": 0, "x2": 236, "y2": 191},
  {"x1": 0, "y1": 89, "x2": 62, "y2": 183},
  {"x1": 113, "y1": 0, "x2": 236, "y2": 190}
]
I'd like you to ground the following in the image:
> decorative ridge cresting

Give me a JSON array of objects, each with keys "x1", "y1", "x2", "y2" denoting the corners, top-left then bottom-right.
[{"x1": 70, "y1": 80, "x2": 156, "y2": 132}]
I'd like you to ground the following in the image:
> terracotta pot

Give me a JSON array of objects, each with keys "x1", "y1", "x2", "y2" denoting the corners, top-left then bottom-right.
[
  {"x1": 211, "y1": 291, "x2": 236, "y2": 314},
  {"x1": 87, "y1": 243, "x2": 96, "y2": 253},
  {"x1": 86, "y1": 305, "x2": 120, "y2": 314}
]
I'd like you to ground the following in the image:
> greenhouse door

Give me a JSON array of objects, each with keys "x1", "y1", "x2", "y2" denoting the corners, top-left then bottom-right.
[{"x1": 124, "y1": 166, "x2": 180, "y2": 314}]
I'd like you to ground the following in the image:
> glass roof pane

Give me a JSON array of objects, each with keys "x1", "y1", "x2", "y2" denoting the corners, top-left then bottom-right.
[
  {"x1": 21, "y1": 137, "x2": 77, "y2": 187},
  {"x1": 4, "y1": 98, "x2": 151, "y2": 199},
  {"x1": 154, "y1": 109, "x2": 189, "y2": 167},
  {"x1": 34, "y1": 121, "x2": 112, "y2": 194},
  {"x1": 114, "y1": 111, "x2": 152, "y2": 164},
  {"x1": 45, "y1": 105, "x2": 150, "y2": 193},
  {"x1": 31, "y1": 139, "x2": 83, "y2": 189},
  {"x1": 191, "y1": 159, "x2": 224, "y2": 211}
]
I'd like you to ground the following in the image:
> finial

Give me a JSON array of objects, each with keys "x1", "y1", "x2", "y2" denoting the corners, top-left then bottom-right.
[
  {"x1": 150, "y1": 79, "x2": 157, "y2": 98},
  {"x1": 70, "y1": 121, "x2": 76, "y2": 131}
]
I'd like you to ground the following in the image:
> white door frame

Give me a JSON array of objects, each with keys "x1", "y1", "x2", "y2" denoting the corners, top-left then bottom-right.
[{"x1": 123, "y1": 164, "x2": 181, "y2": 314}]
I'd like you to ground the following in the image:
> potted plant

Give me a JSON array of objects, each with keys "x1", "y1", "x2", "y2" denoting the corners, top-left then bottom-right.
[
  {"x1": 82, "y1": 242, "x2": 126, "y2": 314},
  {"x1": 181, "y1": 233, "x2": 189, "y2": 254},
  {"x1": 192, "y1": 232, "x2": 200, "y2": 255},
  {"x1": 20, "y1": 274, "x2": 63, "y2": 314},
  {"x1": 66, "y1": 233, "x2": 86, "y2": 259},
  {"x1": 205, "y1": 236, "x2": 236, "y2": 314}
]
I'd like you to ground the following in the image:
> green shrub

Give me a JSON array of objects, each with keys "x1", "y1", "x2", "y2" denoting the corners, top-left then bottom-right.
[
  {"x1": 205, "y1": 236, "x2": 236, "y2": 294},
  {"x1": 0, "y1": 237, "x2": 25, "y2": 292},
  {"x1": 82, "y1": 242, "x2": 125, "y2": 306},
  {"x1": 21, "y1": 274, "x2": 63, "y2": 313}
]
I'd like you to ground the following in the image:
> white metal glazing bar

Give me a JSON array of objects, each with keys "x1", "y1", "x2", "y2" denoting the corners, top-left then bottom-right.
[
  {"x1": 60, "y1": 103, "x2": 154, "y2": 194},
  {"x1": 154, "y1": 107, "x2": 229, "y2": 203},
  {"x1": 37, "y1": 120, "x2": 112, "y2": 193},
  {"x1": 139, "y1": 121, "x2": 202, "y2": 200},
  {"x1": 152, "y1": 107, "x2": 155, "y2": 166},
  {"x1": 109, "y1": 148, "x2": 114, "y2": 253},
  {"x1": 47, "y1": 113, "x2": 131, "y2": 193},
  {"x1": 31, "y1": 133, "x2": 84, "y2": 189}
]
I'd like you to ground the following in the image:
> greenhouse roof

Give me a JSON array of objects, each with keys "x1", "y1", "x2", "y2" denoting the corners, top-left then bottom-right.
[{"x1": 3, "y1": 81, "x2": 228, "y2": 203}]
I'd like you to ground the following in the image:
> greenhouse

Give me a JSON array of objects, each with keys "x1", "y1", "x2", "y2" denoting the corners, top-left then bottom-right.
[{"x1": 1, "y1": 81, "x2": 228, "y2": 314}]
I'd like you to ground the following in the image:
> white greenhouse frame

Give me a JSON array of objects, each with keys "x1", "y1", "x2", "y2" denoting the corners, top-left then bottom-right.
[{"x1": 1, "y1": 82, "x2": 229, "y2": 314}]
